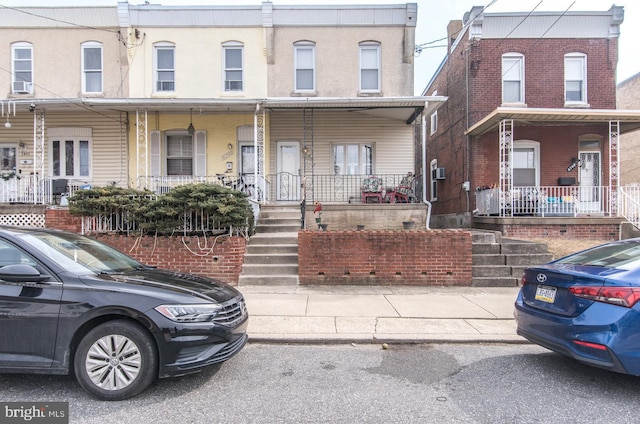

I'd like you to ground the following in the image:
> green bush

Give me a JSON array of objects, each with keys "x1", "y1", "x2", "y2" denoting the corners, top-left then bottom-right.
[{"x1": 68, "y1": 183, "x2": 254, "y2": 235}]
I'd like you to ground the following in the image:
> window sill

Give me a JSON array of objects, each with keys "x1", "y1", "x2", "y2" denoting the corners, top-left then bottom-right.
[
  {"x1": 564, "y1": 102, "x2": 591, "y2": 109},
  {"x1": 291, "y1": 91, "x2": 317, "y2": 97},
  {"x1": 151, "y1": 92, "x2": 177, "y2": 98},
  {"x1": 357, "y1": 91, "x2": 382, "y2": 97},
  {"x1": 500, "y1": 102, "x2": 527, "y2": 108},
  {"x1": 80, "y1": 93, "x2": 104, "y2": 98}
]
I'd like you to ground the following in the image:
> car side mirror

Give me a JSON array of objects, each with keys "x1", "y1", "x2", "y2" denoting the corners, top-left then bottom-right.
[{"x1": 0, "y1": 264, "x2": 50, "y2": 283}]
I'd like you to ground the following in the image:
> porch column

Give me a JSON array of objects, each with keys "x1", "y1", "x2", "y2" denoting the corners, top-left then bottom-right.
[
  {"x1": 499, "y1": 119, "x2": 514, "y2": 217},
  {"x1": 253, "y1": 104, "x2": 265, "y2": 201},
  {"x1": 135, "y1": 109, "x2": 148, "y2": 189},
  {"x1": 609, "y1": 120, "x2": 620, "y2": 216},
  {"x1": 302, "y1": 108, "x2": 314, "y2": 201},
  {"x1": 33, "y1": 109, "x2": 45, "y2": 204}
]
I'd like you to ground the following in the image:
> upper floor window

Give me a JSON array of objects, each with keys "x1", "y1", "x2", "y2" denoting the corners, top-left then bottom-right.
[
  {"x1": 294, "y1": 41, "x2": 315, "y2": 92},
  {"x1": 333, "y1": 143, "x2": 373, "y2": 175},
  {"x1": 154, "y1": 43, "x2": 175, "y2": 92},
  {"x1": 82, "y1": 41, "x2": 103, "y2": 93},
  {"x1": 223, "y1": 42, "x2": 243, "y2": 92},
  {"x1": 565, "y1": 53, "x2": 586, "y2": 103},
  {"x1": 12, "y1": 42, "x2": 33, "y2": 94},
  {"x1": 359, "y1": 42, "x2": 380, "y2": 92},
  {"x1": 502, "y1": 53, "x2": 524, "y2": 104}
]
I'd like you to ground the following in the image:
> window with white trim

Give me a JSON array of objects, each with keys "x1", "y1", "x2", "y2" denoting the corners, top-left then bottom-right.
[
  {"x1": 166, "y1": 134, "x2": 193, "y2": 175},
  {"x1": 149, "y1": 130, "x2": 207, "y2": 177},
  {"x1": 50, "y1": 137, "x2": 91, "y2": 178},
  {"x1": 333, "y1": 143, "x2": 373, "y2": 175},
  {"x1": 502, "y1": 53, "x2": 524, "y2": 104},
  {"x1": 223, "y1": 42, "x2": 243, "y2": 91},
  {"x1": 360, "y1": 42, "x2": 380, "y2": 92},
  {"x1": 154, "y1": 43, "x2": 175, "y2": 92},
  {"x1": 82, "y1": 41, "x2": 103, "y2": 93},
  {"x1": 12, "y1": 42, "x2": 33, "y2": 94},
  {"x1": 1, "y1": 144, "x2": 17, "y2": 174},
  {"x1": 430, "y1": 111, "x2": 438, "y2": 135},
  {"x1": 513, "y1": 140, "x2": 540, "y2": 187},
  {"x1": 565, "y1": 53, "x2": 586, "y2": 103},
  {"x1": 294, "y1": 42, "x2": 315, "y2": 91},
  {"x1": 430, "y1": 159, "x2": 438, "y2": 201}
]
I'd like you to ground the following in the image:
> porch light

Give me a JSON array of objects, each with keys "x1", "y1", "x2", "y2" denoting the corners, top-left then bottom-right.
[{"x1": 188, "y1": 108, "x2": 195, "y2": 135}]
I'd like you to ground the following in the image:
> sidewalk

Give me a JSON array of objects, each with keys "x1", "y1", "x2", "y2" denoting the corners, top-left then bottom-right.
[{"x1": 238, "y1": 285, "x2": 527, "y2": 344}]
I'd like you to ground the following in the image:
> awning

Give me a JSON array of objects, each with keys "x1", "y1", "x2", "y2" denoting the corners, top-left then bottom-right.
[{"x1": 466, "y1": 107, "x2": 640, "y2": 136}]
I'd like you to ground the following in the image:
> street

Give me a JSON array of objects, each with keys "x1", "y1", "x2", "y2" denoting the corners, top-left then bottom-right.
[{"x1": 2, "y1": 343, "x2": 640, "y2": 423}]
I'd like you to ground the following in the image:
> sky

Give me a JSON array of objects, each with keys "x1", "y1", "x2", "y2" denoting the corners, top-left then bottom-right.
[{"x1": 1, "y1": 0, "x2": 637, "y2": 95}]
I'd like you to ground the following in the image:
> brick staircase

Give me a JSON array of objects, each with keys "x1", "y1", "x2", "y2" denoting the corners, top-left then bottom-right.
[
  {"x1": 238, "y1": 204, "x2": 301, "y2": 286},
  {"x1": 471, "y1": 231, "x2": 553, "y2": 287}
]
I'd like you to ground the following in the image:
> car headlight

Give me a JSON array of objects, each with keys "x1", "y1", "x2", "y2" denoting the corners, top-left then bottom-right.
[{"x1": 154, "y1": 304, "x2": 223, "y2": 323}]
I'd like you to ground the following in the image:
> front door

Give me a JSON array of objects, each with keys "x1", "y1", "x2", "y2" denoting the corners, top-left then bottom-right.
[
  {"x1": 276, "y1": 141, "x2": 300, "y2": 201},
  {"x1": 578, "y1": 151, "x2": 601, "y2": 214}
]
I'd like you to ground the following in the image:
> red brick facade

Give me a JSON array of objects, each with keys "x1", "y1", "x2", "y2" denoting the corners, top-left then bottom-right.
[
  {"x1": 298, "y1": 230, "x2": 472, "y2": 286},
  {"x1": 426, "y1": 27, "x2": 619, "y2": 218}
]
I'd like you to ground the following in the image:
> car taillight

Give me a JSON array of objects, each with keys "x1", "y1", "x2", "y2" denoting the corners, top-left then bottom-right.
[{"x1": 569, "y1": 286, "x2": 640, "y2": 308}]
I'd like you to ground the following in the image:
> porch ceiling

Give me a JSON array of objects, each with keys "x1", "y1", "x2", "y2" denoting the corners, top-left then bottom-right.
[
  {"x1": 466, "y1": 107, "x2": 640, "y2": 136},
  {"x1": 11, "y1": 96, "x2": 448, "y2": 123}
]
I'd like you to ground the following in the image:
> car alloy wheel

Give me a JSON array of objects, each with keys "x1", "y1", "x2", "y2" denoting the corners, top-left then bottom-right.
[{"x1": 74, "y1": 320, "x2": 158, "y2": 401}]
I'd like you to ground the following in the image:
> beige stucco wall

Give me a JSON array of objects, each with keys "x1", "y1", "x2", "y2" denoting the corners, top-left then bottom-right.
[
  {"x1": 268, "y1": 27, "x2": 414, "y2": 97},
  {"x1": 126, "y1": 28, "x2": 267, "y2": 98},
  {"x1": 617, "y1": 73, "x2": 640, "y2": 185},
  {"x1": 0, "y1": 28, "x2": 127, "y2": 99}
]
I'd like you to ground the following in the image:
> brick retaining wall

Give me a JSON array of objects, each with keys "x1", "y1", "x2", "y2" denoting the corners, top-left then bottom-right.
[{"x1": 298, "y1": 229, "x2": 472, "y2": 286}]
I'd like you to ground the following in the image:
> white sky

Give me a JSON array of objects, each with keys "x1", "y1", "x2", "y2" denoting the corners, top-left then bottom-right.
[{"x1": 1, "y1": 0, "x2": 637, "y2": 95}]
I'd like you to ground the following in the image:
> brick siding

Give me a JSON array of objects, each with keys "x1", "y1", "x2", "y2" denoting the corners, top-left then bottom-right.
[{"x1": 298, "y1": 229, "x2": 472, "y2": 286}]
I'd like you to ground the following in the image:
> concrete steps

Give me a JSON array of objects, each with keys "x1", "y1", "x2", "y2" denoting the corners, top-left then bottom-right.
[
  {"x1": 471, "y1": 231, "x2": 553, "y2": 287},
  {"x1": 238, "y1": 205, "x2": 301, "y2": 286}
]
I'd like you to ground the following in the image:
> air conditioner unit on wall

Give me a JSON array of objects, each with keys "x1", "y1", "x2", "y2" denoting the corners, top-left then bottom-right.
[
  {"x1": 12, "y1": 81, "x2": 32, "y2": 94},
  {"x1": 432, "y1": 167, "x2": 446, "y2": 180}
]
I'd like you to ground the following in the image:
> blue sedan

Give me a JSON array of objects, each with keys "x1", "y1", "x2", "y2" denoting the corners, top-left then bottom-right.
[{"x1": 515, "y1": 238, "x2": 640, "y2": 376}]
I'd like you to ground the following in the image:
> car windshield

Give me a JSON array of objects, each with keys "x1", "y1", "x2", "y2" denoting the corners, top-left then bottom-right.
[
  {"x1": 17, "y1": 231, "x2": 143, "y2": 274},
  {"x1": 556, "y1": 242, "x2": 640, "y2": 270}
]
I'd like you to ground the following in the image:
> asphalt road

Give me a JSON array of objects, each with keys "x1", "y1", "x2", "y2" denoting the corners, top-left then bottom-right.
[{"x1": 2, "y1": 343, "x2": 640, "y2": 423}]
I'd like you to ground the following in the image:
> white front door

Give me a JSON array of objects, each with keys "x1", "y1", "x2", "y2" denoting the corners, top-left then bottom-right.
[
  {"x1": 578, "y1": 151, "x2": 601, "y2": 214},
  {"x1": 276, "y1": 141, "x2": 300, "y2": 201}
]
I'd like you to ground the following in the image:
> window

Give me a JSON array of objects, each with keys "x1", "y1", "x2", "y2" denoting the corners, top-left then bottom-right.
[
  {"x1": 50, "y1": 139, "x2": 91, "y2": 178},
  {"x1": 360, "y1": 42, "x2": 380, "y2": 92},
  {"x1": 82, "y1": 42, "x2": 103, "y2": 93},
  {"x1": 155, "y1": 43, "x2": 175, "y2": 92},
  {"x1": 1, "y1": 144, "x2": 17, "y2": 174},
  {"x1": 166, "y1": 134, "x2": 193, "y2": 175},
  {"x1": 513, "y1": 141, "x2": 539, "y2": 187},
  {"x1": 565, "y1": 53, "x2": 586, "y2": 103},
  {"x1": 294, "y1": 42, "x2": 315, "y2": 91},
  {"x1": 430, "y1": 111, "x2": 438, "y2": 135},
  {"x1": 223, "y1": 42, "x2": 243, "y2": 91},
  {"x1": 502, "y1": 53, "x2": 524, "y2": 104},
  {"x1": 12, "y1": 42, "x2": 33, "y2": 94},
  {"x1": 333, "y1": 144, "x2": 373, "y2": 175},
  {"x1": 430, "y1": 159, "x2": 438, "y2": 201}
]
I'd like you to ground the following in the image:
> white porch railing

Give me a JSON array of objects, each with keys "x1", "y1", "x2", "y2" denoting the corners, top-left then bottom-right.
[
  {"x1": 0, "y1": 176, "x2": 86, "y2": 204},
  {"x1": 475, "y1": 186, "x2": 611, "y2": 217},
  {"x1": 619, "y1": 185, "x2": 640, "y2": 229}
]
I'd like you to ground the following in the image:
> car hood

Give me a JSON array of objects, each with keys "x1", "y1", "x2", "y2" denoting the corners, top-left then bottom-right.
[{"x1": 80, "y1": 268, "x2": 241, "y2": 303}]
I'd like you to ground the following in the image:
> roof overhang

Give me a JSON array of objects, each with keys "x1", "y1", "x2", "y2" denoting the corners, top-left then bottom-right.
[
  {"x1": 466, "y1": 107, "x2": 640, "y2": 136},
  {"x1": 14, "y1": 96, "x2": 448, "y2": 124}
]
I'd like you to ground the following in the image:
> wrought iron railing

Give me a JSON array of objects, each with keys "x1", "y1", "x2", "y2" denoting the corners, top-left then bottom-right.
[
  {"x1": 619, "y1": 185, "x2": 640, "y2": 230},
  {"x1": 475, "y1": 185, "x2": 611, "y2": 217},
  {"x1": 0, "y1": 176, "x2": 87, "y2": 204}
]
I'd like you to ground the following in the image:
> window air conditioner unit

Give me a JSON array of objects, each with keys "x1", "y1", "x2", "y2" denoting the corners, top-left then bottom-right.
[
  {"x1": 13, "y1": 81, "x2": 32, "y2": 94},
  {"x1": 432, "y1": 167, "x2": 446, "y2": 180}
]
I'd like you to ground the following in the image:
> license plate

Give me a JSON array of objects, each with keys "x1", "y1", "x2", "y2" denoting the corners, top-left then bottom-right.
[{"x1": 535, "y1": 285, "x2": 557, "y2": 303}]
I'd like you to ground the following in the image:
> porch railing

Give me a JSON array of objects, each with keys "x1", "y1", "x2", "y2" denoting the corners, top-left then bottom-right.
[
  {"x1": 619, "y1": 185, "x2": 640, "y2": 229},
  {"x1": 475, "y1": 185, "x2": 611, "y2": 217},
  {"x1": 0, "y1": 176, "x2": 86, "y2": 204},
  {"x1": 138, "y1": 173, "x2": 423, "y2": 204}
]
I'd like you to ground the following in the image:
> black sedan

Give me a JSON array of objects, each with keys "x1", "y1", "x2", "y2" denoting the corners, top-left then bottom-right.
[{"x1": 0, "y1": 226, "x2": 248, "y2": 400}]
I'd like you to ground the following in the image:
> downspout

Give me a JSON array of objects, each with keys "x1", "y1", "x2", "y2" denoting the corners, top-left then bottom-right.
[
  {"x1": 253, "y1": 103, "x2": 259, "y2": 202},
  {"x1": 421, "y1": 104, "x2": 432, "y2": 230}
]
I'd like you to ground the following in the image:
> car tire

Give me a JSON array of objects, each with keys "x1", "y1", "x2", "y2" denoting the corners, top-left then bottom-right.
[{"x1": 73, "y1": 320, "x2": 158, "y2": 401}]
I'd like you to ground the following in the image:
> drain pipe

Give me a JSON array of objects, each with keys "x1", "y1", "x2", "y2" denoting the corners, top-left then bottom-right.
[{"x1": 421, "y1": 106, "x2": 432, "y2": 230}]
